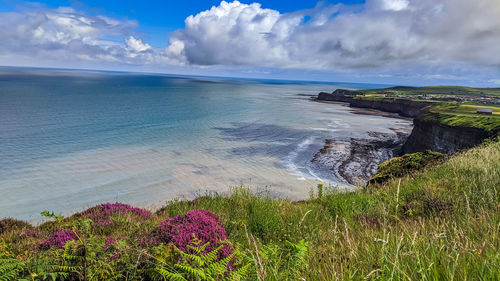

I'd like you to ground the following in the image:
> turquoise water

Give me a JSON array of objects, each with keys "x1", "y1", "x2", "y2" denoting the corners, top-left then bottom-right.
[{"x1": 0, "y1": 68, "x2": 411, "y2": 221}]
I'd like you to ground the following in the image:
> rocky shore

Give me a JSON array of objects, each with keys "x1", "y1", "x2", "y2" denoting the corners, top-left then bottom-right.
[{"x1": 311, "y1": 129, "x2": 411, "y2": 185}]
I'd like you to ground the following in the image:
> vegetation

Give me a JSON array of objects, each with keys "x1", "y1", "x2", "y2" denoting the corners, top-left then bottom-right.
[
  {"x1": 361, "y1": 86, "x2": 500, "y2": 98},
  {"x1": 418, "y1": 111, "x2": 500, "y2": 133},
  {"x1": 368, "y1": 150, "x2": 446, "y2": 185},
  {"x1": 1, "y1": 140, "x2": 499, "y2": 280}
]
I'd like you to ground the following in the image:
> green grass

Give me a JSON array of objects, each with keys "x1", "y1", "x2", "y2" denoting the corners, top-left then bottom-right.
[
  {"x1": 419, "y1": 110, "x2": 500, "y2": 132},
  {"x1": 458, "y1": 104, "x2": 500, "y2": 115},
  {"x1": 1, "y1": 140, "x2": 499, "y2": 280}
]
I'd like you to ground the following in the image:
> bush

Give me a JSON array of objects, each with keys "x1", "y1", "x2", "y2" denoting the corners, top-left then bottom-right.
[
  {"x1": 76, "y1": 202, "x2": 152, "y2": 227},
  {"x1": 369, "y1": 150, "x2": 446, "y2": 184},
  {"x1": 151, "y1": 209, "x2": 232, "y2": 261},
  {"x1": 39, "y1": 230, "x2": 78, "y2": 249},
  {"x1": 0, "y1": 219, "x2": 32, "y2": 235}
]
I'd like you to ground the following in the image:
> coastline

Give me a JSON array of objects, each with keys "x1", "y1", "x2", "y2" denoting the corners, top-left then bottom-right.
[
  {"x1": 309, "y1": 97, "x2": 413, "y2": 185},
  {"x1": 310, "y1": 87, "x2": 499, "y2": 185}
]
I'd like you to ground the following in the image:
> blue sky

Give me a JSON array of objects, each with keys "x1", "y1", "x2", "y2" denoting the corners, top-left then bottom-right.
[{"x1": 0, "y1": 0, "x2": 499, "y2": 86}]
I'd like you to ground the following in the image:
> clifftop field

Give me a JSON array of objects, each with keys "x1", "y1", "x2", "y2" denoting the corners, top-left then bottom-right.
[
  {"x1": 361, "y1": 86, "x2": 500, "y2": 99},
  {"x1": 1, "y1": 139, "x2": 499, "y2": 280}
]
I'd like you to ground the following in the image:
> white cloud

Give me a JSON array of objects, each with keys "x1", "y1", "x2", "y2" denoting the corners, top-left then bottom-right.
[
  {"x1": 0, "y1": 6, "x2": 163, "y2": 65},
  {"x1": 376, "y1": 0, "x2": 409, "y2": 11},
  {"x1": 126, "y1": 36, "x2": 152, "y2": 52},
  {"x1": 168, "y1": 0, "x2": 500, "y2": 72},
  {"x1": 166, "y1": 1, "x2": 288, "y2": 66}
]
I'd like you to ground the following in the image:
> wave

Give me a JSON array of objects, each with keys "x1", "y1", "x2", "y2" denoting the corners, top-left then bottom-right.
[{"x1": 284, "y1": 136, "x2": 323, "y2": 181}]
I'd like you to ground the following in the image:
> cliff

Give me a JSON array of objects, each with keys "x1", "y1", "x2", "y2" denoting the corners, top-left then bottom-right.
[
  {"x1": 2, "y1": 141, "x2": 499, "y2": 280},
  {"x1": 349, "y1": 98, "x2": 431, "y2": 118},
  {"x1": 402, "y1": 112, "x2": 498, "y2": 154},
  {"x1": 317, "y1": 90, "x2": 357, "y2": 103},
  {"x1": 317, "y1": 89, "x2": 433, "y2": 117}
]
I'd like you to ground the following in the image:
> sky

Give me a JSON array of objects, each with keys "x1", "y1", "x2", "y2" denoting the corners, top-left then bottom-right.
[{"x1": 0, "y1": 0, "x2": 499, "y2": 86}]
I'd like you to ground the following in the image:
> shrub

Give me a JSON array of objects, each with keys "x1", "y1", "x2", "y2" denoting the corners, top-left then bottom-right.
[
  {"x1": 368, "y1": 150, "x2": 446, "y2": 185},
  {"x1": 77, "y1": 202, "x2": 152, "y2": 227},
  {"x1": 39, "y1": 230, "x2": 78, "y2": 249},
  {"x1": 0, "y1": 219, "x2": 32, "y2": 235},
  {"x1": 151, "y1": 210, "x2": 232, "y2": 260},
  {"x1": 154, "y1": 236, "x2": 250, "y2": 281}
]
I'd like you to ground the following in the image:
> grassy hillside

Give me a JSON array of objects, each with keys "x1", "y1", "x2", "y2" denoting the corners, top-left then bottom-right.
[{"x1": 1, "y1": 140, "x2": 499, "y2": 280}]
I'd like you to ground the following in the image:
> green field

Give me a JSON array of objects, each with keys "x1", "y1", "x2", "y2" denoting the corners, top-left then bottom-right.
[
  {"x1": 361, "y1": 86, "x2": 500, "y2": 98},
  {"x1": 421, "y1": 104, "x2": 500, "y2": 132}
]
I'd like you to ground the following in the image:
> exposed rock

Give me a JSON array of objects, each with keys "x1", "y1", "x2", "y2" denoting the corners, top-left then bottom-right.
[
  {"x1": 316, "y1": 90, "x2": 496, "y2": 154},
  {"x1": 312, "y1": 130, "x2": 410, "y2": 185}
]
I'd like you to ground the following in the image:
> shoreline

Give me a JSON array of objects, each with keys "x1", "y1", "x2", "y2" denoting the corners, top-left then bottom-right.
[{"x1": 309, "y1": 97, "x2": 413, "y2": 185}]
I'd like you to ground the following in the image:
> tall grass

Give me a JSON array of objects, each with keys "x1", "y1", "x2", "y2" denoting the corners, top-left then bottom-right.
[{"x1": 160, "y1": 141, "x2": 500, "y2": 280}]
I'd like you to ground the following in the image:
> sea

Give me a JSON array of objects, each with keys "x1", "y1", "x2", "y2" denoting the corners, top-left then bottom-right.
[{"x1": 0, "y1": 68, "x2": 412, "y2": 221}]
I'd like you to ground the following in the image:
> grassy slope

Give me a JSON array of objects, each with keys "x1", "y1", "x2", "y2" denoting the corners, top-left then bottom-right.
[
  {"x1": 1, "y1": 141, "x2": 499, "y2": 280},
  {"x1": 420, "y1": 103, "x2": 500, "y2": 132}
]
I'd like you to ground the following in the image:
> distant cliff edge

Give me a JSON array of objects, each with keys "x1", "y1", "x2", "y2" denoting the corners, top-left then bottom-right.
[{"x1": 316, "y1": 89, "x2": 498, "y2": 154}]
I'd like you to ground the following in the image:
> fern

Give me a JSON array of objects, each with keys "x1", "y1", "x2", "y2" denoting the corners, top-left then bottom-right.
[
  {"x1": 40, "y1": 210, "x2": 64, "y2": 221},
  {"x1": 251, "y1": 239, "x2": 309, "y2": 280},
  {"x1": 28, "y1": 259, "x2": 78, "y2": 281},
  {"x1": 156, "y1": 267, "x2": 187, "y2": 281},
  {"x1": 0, "y1": 256, "x2": 74, "y2": 281},
  {"x1": 154, "y1": 236, "x2": 250, "y2": 281},
  {"x1": 0, "y1": 257, "x2": 23, "y2": 281},
  {"x1": 283, "y1": 239, "x2": 308, "y2": 271}
]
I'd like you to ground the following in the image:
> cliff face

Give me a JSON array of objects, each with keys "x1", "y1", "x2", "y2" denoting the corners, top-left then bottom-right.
[
  {"x1": 349, "y1": 99, "x2": 431, "y2": 118},
  {"x1": 317, "y1": 91, "x2": 355, "y2": 103},
  {"x1": 403, "y1": 116, "x2": 493, "y2": 154},
  {"x1": 317, "y1": 90, "x2": 432, "y2": 117}
]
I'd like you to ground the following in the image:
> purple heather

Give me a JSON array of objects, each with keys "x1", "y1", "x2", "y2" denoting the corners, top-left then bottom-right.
[
  {"x1": 151, "y1": 209, "x2": 232, "y2": 260},
  {"x1": 39, "y1": 230, "x2": 79, "y2": 249}
]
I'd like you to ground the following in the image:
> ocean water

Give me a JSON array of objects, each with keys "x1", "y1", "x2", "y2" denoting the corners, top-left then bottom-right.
[{"x1": 0, "y1": 68, "x2": 412, "y2": 221}]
